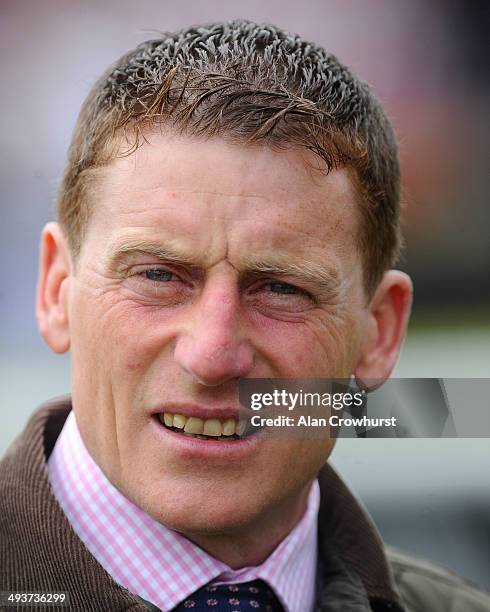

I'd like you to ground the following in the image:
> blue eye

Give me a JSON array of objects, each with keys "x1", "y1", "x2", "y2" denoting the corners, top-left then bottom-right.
[
  {"x1": 268, "y1": 282, "x2": 299, "y2": 294},
  {"x1": 145, "y1": 269, "x2": 174, "y2": 282}
]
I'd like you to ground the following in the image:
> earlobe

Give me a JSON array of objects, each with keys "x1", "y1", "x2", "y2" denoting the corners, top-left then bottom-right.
[
  {"x1": 354, "y1": 270, "x2": 413, "y2": 390},
  {"x1": 36, "y1": 222, "x2": 72, "y2": 354}
]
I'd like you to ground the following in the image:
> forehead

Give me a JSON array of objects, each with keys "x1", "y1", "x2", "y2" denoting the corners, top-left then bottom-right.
[{"x1": 85, "y1": 134, "x2": 360, "y2": 267}]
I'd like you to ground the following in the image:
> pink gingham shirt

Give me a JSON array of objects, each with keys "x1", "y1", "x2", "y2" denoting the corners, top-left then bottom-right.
[{"x1": 48, "y1": 410, "x2": 319, "y2": 612}]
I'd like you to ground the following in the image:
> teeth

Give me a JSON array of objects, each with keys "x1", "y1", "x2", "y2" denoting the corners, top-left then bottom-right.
[
  {"x1": 222, "y1": 418, "x2": 236, "y2": 436},
  {"x1": 159, "y1": 412, "x2": 245, "y2": 438},
  {"x1": 184, "y1": 417, "x2": 204, "y2": 434},
  {"x1": 236, "y1": 420, "x2": 246, "y2": 436},
  {"x1": 203, "y1": 419, "x2": 222, "y2": 437},
  {"x1": 173, "y1": 414, "x2": 188, "y2": 429}
]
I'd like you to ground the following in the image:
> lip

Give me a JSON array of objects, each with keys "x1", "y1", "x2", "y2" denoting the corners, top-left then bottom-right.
[
  {"x1": 150, "y1": 402, "x2": 248, "y2": 421},
  {"x1": 149, "y1": 414, "x2": 264, "y2": 462}
]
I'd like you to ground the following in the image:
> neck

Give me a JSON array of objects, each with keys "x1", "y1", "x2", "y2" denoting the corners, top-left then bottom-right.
[{"x1": 181, "y1": 479, "x2": 314, "y2": 569}]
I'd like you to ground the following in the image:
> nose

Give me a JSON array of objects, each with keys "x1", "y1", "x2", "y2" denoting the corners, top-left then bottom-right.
[{"x1": 174, "y1": 276, "x2": 254, "y2": 386}]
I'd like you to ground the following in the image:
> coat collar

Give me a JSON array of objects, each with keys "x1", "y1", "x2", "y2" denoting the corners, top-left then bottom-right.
[{"x1": 315, "y1": 463, "x2": 404, "y2": 610}]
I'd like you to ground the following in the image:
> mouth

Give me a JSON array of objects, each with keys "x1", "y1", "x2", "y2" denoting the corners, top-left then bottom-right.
[{"x1": 155, "y1": 412, "x2": 258, "y2": 441}]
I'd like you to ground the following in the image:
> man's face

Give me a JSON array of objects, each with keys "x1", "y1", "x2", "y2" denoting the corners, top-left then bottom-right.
[{"x1": 67, "y1": 134, "x2": 370, "y2": 536}]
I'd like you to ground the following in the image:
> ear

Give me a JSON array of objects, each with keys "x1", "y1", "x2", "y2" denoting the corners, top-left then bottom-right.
[
  {"x1": 354, "y1": 270, "x2": 412, "y2": 390},
  {"x1": 36, "y1": 222, "x2": 72, "y2": 354}
]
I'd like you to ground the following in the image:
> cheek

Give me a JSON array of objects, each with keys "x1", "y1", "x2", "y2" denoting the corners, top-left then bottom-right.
[
  {"x1": 251, "y1": 312, "x2": 359, "y2": 377},
  {"x1": 94, "y1": 299, "x2": 179, "y2": 371},
  {"x1": 274, "y1": 437, "x2": 335, "y2": 471},
  {"x1": 258, "y1": 437, "x2": 336, "y2": 501},
  {"x1": 70, "y1": 290, "x2": 172, "y2": 402}
]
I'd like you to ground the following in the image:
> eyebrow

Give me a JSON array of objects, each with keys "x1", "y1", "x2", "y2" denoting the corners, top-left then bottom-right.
[
  {"x1": 108, "y1": 239, "x2": 342, "y2": 298},
  {"x1": 240, "y1": 258, "x2": 341, "y2": 298},
  {"x1": 108, "y1": 239, "x2": 200, "y2": 268}
]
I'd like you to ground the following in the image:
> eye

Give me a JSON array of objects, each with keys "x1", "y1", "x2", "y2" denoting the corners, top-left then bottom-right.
[
  {"x1": 123, "y1": 265, "x2": 191, "y2": 304},
  {"x1": 144, "y1": 269, "x2": 174, "y2": 282},
  {"x1": 267, "y1": 281, "x2": 300, "y2": 295},
  {"x1": 246, "y1": 278, "x2": 315, "y2": 315}
]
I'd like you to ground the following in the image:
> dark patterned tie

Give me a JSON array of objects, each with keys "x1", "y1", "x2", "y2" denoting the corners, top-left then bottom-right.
[{"x1": 172, "y1": 579, "x2": 284, "y2": 611}]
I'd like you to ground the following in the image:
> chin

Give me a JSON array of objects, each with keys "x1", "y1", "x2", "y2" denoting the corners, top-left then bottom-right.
[{"x1": 134, "y1": 481, "x2": 264, "y2": 536}]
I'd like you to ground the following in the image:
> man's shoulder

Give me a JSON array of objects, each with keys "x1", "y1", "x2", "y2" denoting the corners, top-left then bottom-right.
[
  {"x1": 386, "y1": 546, "x2": 490, "y2": 612},
  {"x1": 0, "y1": 400, "x2": 149, "y2": 611},
  {"x1": 317, "y1": 465, "x2": 490, "y2": 611}
]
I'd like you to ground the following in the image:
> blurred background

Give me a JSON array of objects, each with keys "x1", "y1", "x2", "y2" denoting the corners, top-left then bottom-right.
[{"x1": 1, "y1": 0, "x2": 489, "y2": 591}]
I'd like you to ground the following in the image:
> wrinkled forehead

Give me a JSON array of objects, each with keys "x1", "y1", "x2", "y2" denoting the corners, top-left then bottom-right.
[{"x1": 82, "y1": 134, "x2": 362, "y2": 267}]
